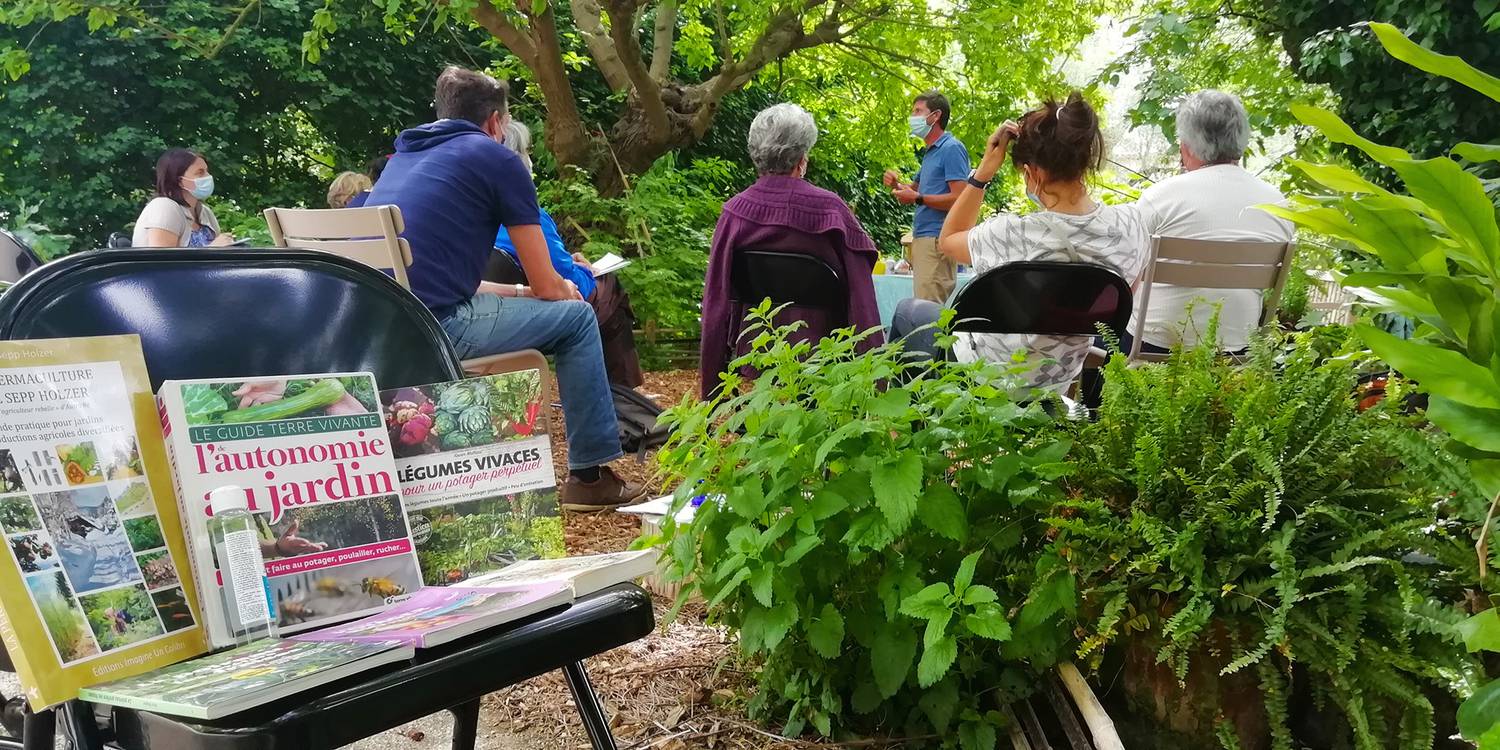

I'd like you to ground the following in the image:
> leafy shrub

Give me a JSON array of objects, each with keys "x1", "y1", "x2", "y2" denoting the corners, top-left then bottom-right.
[
  {"x1": 655, "y1": 305, "x2": 1078, "y2": 745},
  {"x1": 2, "y1": 200, "x2": 74, "y2": 260},
  {"x1": 1060, "y1": 324, "x2": 1479, "y2": 748}
]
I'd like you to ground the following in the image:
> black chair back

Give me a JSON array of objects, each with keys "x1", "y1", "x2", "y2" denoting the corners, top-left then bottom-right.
[
  {"x1": 729, "y1": 249, "x2": 846, "y2": 324},
  {"x1": 0, "y1": 229, "x2": 42, "y2": 283},
  {"x1": 950, "y1": 261, "x2": 1132, "y2": 338},
  {"x1": 482, "y1": 250, "x2": 529, "y2": 286},
  {"x1": 0, "y1": 248, "x2": 462, "y2": 389},
  {"x1": 106, "y1": 232, "x2": 133, "y2": 249}
]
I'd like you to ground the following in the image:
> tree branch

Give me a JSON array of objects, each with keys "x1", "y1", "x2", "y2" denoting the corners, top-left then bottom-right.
[
  {"x1": 834, "y1": 39, "x2": 940, "y2": 74},
  {"x1": 603, "y1": 0, "x2": 670, "y2": 133},
  {"x1": 568, "y1": 0, "x2": 631, "y2": 90},
  {"x1": 649, "y1": 0, "x2": 677, "y2": 83},
  {"x1": 469, "y1": 1, "x2": 537, "y2": 66},
  {"x1": 204, "y1": 0, "x2": 258, "y2": 58}
]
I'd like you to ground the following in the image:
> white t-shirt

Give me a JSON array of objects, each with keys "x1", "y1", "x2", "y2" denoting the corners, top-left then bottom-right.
[
  {"x1": 959, "y1": 203, "x2": 1151, "y2": 391},
  {"x1": 1132, "y1": 164, "x2": 1293, "y2": 351},
  {"x1": 131, "y1": 197, "x2": 220, "y2": 247}
]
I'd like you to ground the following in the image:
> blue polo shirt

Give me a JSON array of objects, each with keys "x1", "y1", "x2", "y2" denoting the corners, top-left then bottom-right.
[{"x1": 913, "y1": 131, "x2": 971, "y2": 238}]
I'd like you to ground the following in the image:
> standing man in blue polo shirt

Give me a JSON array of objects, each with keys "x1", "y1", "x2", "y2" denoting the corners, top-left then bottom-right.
[{"x1": 884, "y1": 90, "x2": 971, "y2": 302}]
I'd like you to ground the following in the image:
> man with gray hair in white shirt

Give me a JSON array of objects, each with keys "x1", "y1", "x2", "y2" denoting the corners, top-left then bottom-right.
[{"x1": 1129, "y1": 90, "x2": 1294, "y2": 354}]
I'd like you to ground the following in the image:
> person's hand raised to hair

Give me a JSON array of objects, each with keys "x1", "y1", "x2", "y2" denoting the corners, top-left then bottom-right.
[{"x1": 977, "y1": 121, "x2": 1020, "y2": 181}]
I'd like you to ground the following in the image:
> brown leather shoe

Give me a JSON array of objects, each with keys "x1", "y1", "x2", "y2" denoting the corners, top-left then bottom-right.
[{"x1": 559, "y1": 466, "x2": 647, "y2": 512}]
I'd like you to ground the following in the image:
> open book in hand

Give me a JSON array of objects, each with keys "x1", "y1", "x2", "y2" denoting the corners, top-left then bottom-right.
[{"x1": 589, "y1": 253, "x2": 630, "y2": 277}]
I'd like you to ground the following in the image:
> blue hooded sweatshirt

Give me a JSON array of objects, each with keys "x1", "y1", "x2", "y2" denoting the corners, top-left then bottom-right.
[{"x1": 365, "y1": 118, "x2": 541, "y2": 314}]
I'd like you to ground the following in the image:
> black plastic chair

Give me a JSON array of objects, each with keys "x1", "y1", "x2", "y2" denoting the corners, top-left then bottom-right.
[
  {"x1": 0, "y1": 229, "x2": 42, "y2": 284},
  {"x1": 0, "y1": 248, "x2": 653, "y2": 750},
  {"x1": 949, "y1": 260, "x2": 1132, "y2": 338},
  {"x1": 729, "y1": 249, "x2": 847, "y2": 320},
  {"x1": 483, "y1": 249, "x2": 530, "y2": 285}
]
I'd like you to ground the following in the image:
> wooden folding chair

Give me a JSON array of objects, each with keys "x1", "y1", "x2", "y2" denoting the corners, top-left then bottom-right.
[
  {"x1": 264, "y1": 206, "x2": 545, "y2": 381},
  {"x1": 1128, "y1": 236, "x2": 1294, "y2": 363}
]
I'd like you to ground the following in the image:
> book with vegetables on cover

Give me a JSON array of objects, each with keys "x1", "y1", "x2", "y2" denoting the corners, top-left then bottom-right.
[
  {"x1": 80, "y1": 637, "x2": 413, "y2": 720},
  {"x1": 295, "y1": 581, "x2": 571, "y2": 648},
  {"x1": 157, "y1": 374, "x2": 424, "y2": 647},
  {"x1": 0, "y1": 335, "x2": 206, "y2": 710},
  {"x1": 380, "y1": 371, "x2": 563, "y2": 587}
]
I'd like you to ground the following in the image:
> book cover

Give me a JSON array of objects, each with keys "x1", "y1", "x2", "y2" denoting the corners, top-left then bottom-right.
[
  {"x1": 80, "y1": 637, "x2": 412, "y2": 720},
  {"x1": 157, "y1": 374, "x2": 425, "y2": 647},
  {"x1": 293, "y1": 582, "x2": 570, "y2": 649},
  {"x1": 0, "y1": 335, "x2": 206, "y2": 709},
  {"x1": 380, "y1": 371, "x2": 563, "y2": 586},
  {"x1": 457, "y1": 550, "x2": 658, "y2": 597}
]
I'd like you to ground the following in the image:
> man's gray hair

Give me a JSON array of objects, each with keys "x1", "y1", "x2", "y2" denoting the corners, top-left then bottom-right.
[
  {"x1": 747, "y1": 103, "x2": 818, "y2": 175},
  {"x1": 502, "y1": 119, "x2": 533, "y2": 172},
  {"x1": 1176, "y1": 90, "x2": 1250, "y2": 164}
]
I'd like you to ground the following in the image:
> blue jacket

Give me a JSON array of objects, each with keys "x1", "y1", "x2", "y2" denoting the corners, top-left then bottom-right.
[
  {"x1": 365, "y1": 119, "x2": 540, "y2": 313},
  {"x1": 495, "y1": 208, "x2": 596, "y2": 299}
]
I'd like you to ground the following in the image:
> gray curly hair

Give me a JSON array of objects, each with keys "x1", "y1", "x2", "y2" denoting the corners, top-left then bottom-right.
[
  {"x1": 1176, "y1": 90, "x2": 1250, "y2": 165},
  {"x1": 747, "y1": 103, "x2": 817, "y2": 176},
  {"x1": 501, "y1": 119, "x2": 533, "y2": 172}
]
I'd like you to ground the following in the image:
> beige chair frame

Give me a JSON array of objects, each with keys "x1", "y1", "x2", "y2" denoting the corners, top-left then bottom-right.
[
  {"x1": 264, "y1": 206, "x2": 546, "y2": 383},
  {"x1": 1128, "y1": 235, "x2": 1295, "y2": 363}
]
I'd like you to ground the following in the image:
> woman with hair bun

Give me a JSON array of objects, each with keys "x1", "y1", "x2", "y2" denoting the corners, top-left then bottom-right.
[{"x1": 892, "y1": 92, "x2": 1150, "y2": 393}]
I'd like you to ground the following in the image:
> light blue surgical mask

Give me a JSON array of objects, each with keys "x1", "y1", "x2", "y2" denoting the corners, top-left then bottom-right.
[
  {"x1": 188, "y1": 175, "x2": 215, "y2": 200},
  {"x1": 1026, "y1": 190, "x2": 1042, "y2": 208},
  {"x1": 908, "y1": 114, "x2": 933, "y2": 139}
]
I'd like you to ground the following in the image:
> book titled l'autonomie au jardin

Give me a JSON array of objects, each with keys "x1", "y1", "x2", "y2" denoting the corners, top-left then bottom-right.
[
  {"x1": 379, "y1": 370, "x2": 563, "y2": 586},
  {"x1": 0, "y1": 336, "x2": 206, "y2": 709},
  {"x1": 157, "y1": 374, "x2": 424, "y2": 647}
]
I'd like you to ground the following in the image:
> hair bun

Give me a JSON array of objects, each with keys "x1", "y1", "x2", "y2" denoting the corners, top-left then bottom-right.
[{"x1": 1010, "y1": 90, "x2": 1103, "y2": 183}]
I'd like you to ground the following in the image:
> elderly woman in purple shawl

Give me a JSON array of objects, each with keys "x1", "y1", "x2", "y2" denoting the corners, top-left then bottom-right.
[{"x1": 699, "y1": 103, "x2": 884, "y2": 398}]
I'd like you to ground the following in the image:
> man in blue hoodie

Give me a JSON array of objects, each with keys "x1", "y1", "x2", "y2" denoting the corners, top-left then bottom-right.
[{"x1": 366, "y1": 66, "x2": 643, "y2": 510}]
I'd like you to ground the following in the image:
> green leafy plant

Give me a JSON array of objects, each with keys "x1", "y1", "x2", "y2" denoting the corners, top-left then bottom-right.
[
  {"x1": 1060, "y1": 322, "x2": 1479, "y2": 749},
  {"x1": 2, "y1": 200, "x2": 74, "y2": 260},
  {"x1": 654, "y1": 304, "x2": 1078, "y2": 746},
  {"x1": 1259, "y1": 23, "x2": 1500, "y2": 746}
]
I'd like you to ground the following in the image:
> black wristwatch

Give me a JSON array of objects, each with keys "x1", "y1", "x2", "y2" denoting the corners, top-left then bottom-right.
[
  {"x1": 915, "y1": 194, "x2": 926, "y2": 206},
  {"x1": 966, "y1": 169, "x2": 991, "y2": 190}
]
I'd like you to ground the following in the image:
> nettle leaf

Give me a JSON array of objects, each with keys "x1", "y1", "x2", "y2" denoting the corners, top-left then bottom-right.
[
  {"x1": 867, "y1": 387, "x2": 912, "y2": 418},
  {"x1": 763, "y1": 601, "x2": 799, "y2": 651},
  {"x1": 727, "y1": 525, "x2": 760, "y2": 556},
  {"x1": 959, "y1": 719, "x2": 998, "y2": 750},
  {"x1": 954, "y1": 551, "x2": 981, "y2": 593},
  {"x1": 965, "y1": 603, "x2": 1013, "y2": 641},
  {"x1": 807, "y1": 603, "x2": 846, "y2": 658},
  {"x1": 872, "y1": 453, "x2": 923, "y2": 532},
  {"x1": 782, "y1": 534, "x2": 820, "y2": 566},
  {"x1": 918, "y1": 677, "x2": 961, "y2": 733},
  {"x1": 924, "y1": 610, "x2": 953, "y2": 648},
  {"x1": 919, "y1": 481, "x2": 968, "y2": 542},
  {"x1": 917, "y1": 635, "x2": 958, "y2": 688},
  {"x1": 749, "y1": 565, "x2": 774, "y2": 607},
  {"x1": 900, "y1": 583, "x2": 953, "y2": 620},
  {"x1": 808, "y1": 486, "x2": 850, "y2": 520},
  {"x1": 871, "y1": 625, "x2": 918, "y2": 698},
  {"x1": 963, "y1": 585, "x2": 999, "y2": 605}
]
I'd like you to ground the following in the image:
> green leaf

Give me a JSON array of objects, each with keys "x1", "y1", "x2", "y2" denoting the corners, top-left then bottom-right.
[
  {"x1": 917, "y1": 677, "x2": 960, "y2": 733},
  {"x1": 964, "y1": 603, "x2": 1013, "y2": 641},
  {"x1": 1458, "y1": 610, "x2": 1500, "y2": 653},
  {"x1": 963, "y1": 585, "x2": 998, "y2": 605},
  {"x1": 867, "y1": 387, "x2": 911, "y2": 418},
  {"x1": 924, "y1": 610, "x2": 952, "y2": 647},
  {"x1": 1290, "y1": 104, "x2": 1411, "y2": 166},
  {"x1": 872, "y1": 453, "x2": 922, "y2": 532},
  {"x1": 1289, "y1": 159, "x2": 1390, "y2": 195},
  {"x1": 900, "y1": 583, "x2": 953, "y2": 620},
  {"x1": 749, "y1": 565, "x2": 774, "y2": 606},
  {"x1": 1340, "y1": 198, "x2": 1444, "y2": 273},
  {"x1": 807, "y1": 604, "x2": 846, "y2": 658},
  {"x1": 706, "y1": 567, "x2": 750, "y2": 609},
  {"x1": 814, "y1": 421, "x2": 875, "y2": 466},
  {"x1": 1390, "y1": 157, "x2": 1500, "y2": 270},
  {"x1": 1371, "y1": 22, "x2": 1500, "y2": 103},
  {"x1": 871, "y1": 625, "x2": 917, "y2": 698},
  {"x1": 1428, "y1": 396, "x2": 1500, "y2": 452},
  {"x1": 1355, "y1": 324, "x2": 1500, "y2": 408},
  {"x1": 917, "y1": 635, "x2": 958, "y2": 688},
  {"x1": 1459, "y1": 678, "x2": 1500, "y2": 741},
  {"x1": 728, "y1": 525, "x2": 760, "y2": 556},
  {"x1": 919, "y1": 482, "x2": 968, "y2": 542},
  {"x1": 851, "y1": 679, "x2": 882, "y2": 714},
  {"x1": 954, "y1": 551, "x2": 981, "y2": 593},
  {"x1": 762, "y1": 601, "x2": 798, "y2": 650},
  {"x1": 808, "y1": 487, "x2": 850, "y2": 520},
  {"x1": 1454, "y1": 142, "x2": 1500, "y2": 164},
  {"x1": 959, "y1": 720, "x2": 998, "y2": 750},
  {"x1": 782, "y1": 534, "x2": 820, "y2": 566}
]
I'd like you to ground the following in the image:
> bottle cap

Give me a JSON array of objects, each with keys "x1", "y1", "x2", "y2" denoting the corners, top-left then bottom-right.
[{"x1": 209, "y1": 486, "x2": 248, "y2": 515}]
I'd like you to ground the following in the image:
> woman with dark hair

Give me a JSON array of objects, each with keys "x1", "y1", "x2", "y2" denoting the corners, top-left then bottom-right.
[
  {"x1": 131, "y1": 148, "x2": 235, "y2": 247},
  {"x1": 891, "y1": 92, "x2": 1150, "y2": 392}
]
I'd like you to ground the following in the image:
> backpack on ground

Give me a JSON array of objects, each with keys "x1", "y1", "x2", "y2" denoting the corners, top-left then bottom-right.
[{"x1": 613, "y1": 384, "x2": 670, "y2": 459}]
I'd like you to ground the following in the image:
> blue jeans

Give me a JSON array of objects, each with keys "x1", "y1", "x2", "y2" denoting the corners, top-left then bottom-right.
[{"x1": 439, "y1": 293, "x2": 623, "y2": 470}]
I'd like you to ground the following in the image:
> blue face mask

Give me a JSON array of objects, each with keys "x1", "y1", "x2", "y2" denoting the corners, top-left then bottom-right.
[
  {"x1": 188, "y1": 175, "x2": 215, "y2": 200},
  {"x1": 908, "y1": 114, "x2": 933, "y2": 139},
  {"x1": 1026, "y1": 190, "x2": 1042, "y2": 207}
]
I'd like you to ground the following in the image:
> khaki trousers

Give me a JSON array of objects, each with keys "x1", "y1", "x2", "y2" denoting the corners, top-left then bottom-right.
[{"x1": 910, "y1": 236, "x2": 956, "y2": 303}]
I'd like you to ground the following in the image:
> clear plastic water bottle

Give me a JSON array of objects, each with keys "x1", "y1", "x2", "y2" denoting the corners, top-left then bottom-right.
[{"x1": 207, "y1": 486, "x2": 276, "y2": 646}]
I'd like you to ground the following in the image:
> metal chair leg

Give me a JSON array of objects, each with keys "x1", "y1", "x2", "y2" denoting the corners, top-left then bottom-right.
[
  {"x1": 448, "y1": 699, "x2": 481, "y2": 750},
  {"x1": 562, "y1": 661, "x2": 617, "y2": 750}
]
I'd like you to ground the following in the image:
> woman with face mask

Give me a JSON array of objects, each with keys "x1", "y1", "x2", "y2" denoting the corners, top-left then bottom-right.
[
  {"x1": 891, "y1": 92, "x2": 1150, "y2": 393},
  {"x1": 132, "y1": 148, "x2": 236, "y2": 247}
]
